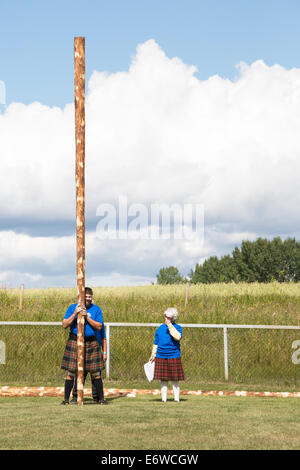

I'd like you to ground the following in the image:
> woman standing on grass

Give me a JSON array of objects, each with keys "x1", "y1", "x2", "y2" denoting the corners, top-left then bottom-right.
[{"x1": 149, "y1": 308, "x2": 184, "y2": 402}]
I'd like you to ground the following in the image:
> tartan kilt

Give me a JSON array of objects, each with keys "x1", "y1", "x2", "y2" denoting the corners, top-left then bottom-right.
[
  {"x1": 153, "y1": 357, "x2": 184, "y2": 381},
  {"x1": 61, "y1": 338, "x2": 105, "y2": 374}
]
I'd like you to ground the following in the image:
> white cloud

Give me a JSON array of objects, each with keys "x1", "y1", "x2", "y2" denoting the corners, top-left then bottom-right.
[
  {"x1": 0, "y1": 229, "x2": 205, "y2": 286},
  {"x1": 0, "y1": 271, "x2": 43, "y2": 286},
  {"x1": 0, "y1": 101, "x2": 75, "y2": 220},
  {"x1": 0, "y1": 230, "x2": 75, "y2": 268},
  {"x1": 86, "y1": 272, "x2": 155, "y2": 288},
  {"x1": 1, "y1": 39, "x2": 300, "y2": 286}
]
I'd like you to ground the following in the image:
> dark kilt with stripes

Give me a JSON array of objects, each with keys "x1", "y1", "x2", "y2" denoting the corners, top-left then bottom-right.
[
  {"x1": 153, "y1": 357, "x2": 184, "y2": 381},
  {"x1": 61, "y1": 337, "x2": 105, "y2": 374}
]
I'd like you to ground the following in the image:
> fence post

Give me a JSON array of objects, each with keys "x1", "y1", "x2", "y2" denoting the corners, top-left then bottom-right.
[
  {"x1": 106, "y1": 324, "x2": 110, "y2": 379},
  {"x1": 19, "y1": 284, "x2": 24, "y2": 311},
  {"x1": 223, "y1": 327, "x2": 229, "y2": 381},
  {"x1": 185, "y1": 282, "x2": 190, "y2": 307},
  {"x1": 0, "y1": 340, "x2": 5, "y2": 364}
]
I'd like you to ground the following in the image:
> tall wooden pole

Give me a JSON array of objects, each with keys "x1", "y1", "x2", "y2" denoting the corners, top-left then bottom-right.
[{"x1": 74, "y1": 37, "x2": 85, "y2": 406}]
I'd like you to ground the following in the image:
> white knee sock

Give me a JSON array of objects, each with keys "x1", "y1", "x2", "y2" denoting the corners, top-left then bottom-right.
[
  {"x1": 172, "y1": 381, "x2": 180, "y2": 402},
  {"x1": 161, "y1": 381, "x2": 168, "y2": 402}
]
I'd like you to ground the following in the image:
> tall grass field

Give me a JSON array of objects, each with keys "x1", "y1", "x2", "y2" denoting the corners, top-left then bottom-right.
[
  {"x1": 1, "y1": 283, "x2": 300, "y2": 452},
  {"x1": 0, "y1": 283, "x2": 300, "y2": 389},
  {"x1": 2, "y1": 282, "x2": 300, "y2": 323}
]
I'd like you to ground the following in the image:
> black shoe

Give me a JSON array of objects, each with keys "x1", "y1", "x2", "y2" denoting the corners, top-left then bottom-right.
[
  {"x1": 97, "y1": 400, "x2": 109, "y2": 405},
  {"x1": 70, "y1": 397, "x2": 77, "y2": 404},
  {"x1": 60, "y1": 400, "x2": 69, "y2": 405}
]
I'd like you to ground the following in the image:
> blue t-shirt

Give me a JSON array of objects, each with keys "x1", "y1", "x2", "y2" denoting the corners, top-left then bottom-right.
[
  {"x1": 64, "y1": 303, "x2": 103, "y2": 338},
  {"x1": 154, "y1": 323, "x2": 182, "y2": 358},
  {"x1": 96, "y1": 322, "x2": 106, "y2": 347}
]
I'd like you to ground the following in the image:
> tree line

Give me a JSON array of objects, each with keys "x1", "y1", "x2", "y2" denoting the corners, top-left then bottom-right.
[{"x1": 156, "y1": 237, "x2": 300, "y2": 284}]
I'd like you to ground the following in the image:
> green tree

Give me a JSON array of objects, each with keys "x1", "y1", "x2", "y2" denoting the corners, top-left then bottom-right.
[
  {"x1": 190, "y1": 236, "x2": 300, "y2": 284},
  {"x1": 156, "y1": 266, "x2": 185, "y2": 285},
  {"x1": 190, "y1": 255, "x2": 239, "y2": 283},
  {"x1": 233, "y1": 237, "x2": 300, "y2": 282}
]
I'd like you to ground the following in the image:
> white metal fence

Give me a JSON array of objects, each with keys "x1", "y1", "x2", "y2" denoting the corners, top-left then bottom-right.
[
  {"x1": 104, "y1": 322, "x2": 300, "y2": 381},
  {"x1": 0, "y1": 322, "x2": 300, "y2": 386}
]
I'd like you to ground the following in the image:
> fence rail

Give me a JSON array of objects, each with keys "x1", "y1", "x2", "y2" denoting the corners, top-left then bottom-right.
[{"x1": 1, "y1": 322, "x2": 300, "y2": 387}]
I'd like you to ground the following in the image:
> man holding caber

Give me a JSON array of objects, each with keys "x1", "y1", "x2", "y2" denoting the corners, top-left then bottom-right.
[
  {"x1": 60, "y1": 287, "x2": 106, "y2": 405},
  {"x1": 71, "y1": 323, "x2": 108, "y2": 404}
]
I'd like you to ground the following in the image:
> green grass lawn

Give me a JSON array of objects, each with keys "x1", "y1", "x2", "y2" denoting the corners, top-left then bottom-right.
[{"x1": 1, "y1": 395, "x2": 300, "y2": 450}]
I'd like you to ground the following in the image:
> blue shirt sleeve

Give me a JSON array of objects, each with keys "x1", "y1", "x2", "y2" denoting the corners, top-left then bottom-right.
[
  {"x1": 154, "y1": 328, "x2": 159, "y2": 345},
  {"x1": 86, "y1": 305, "x2": 103, "y2": 323},
  {"x1": 94, "y1": 307, "x2": 103, "y2": 325},
  {"x1": 64, "y1": 304, "x2": 77, "y2": 319},
  {"x1": 95, "y1": 322, "x2": 106, "y2": 346},
  {"x1": 63, "y1": 304, "x2": 77, "y2": 333}
]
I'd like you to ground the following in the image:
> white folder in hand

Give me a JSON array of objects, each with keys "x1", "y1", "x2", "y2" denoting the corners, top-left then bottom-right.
[{"x1": 144, "y1": 361, "x2": 155, "y2": 382}]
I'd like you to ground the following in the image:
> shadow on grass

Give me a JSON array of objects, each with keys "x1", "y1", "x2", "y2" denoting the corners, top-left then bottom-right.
[
  {"x1": 149, "y1": 398, "x2": 188, "y2": 403},
  {"x1": 80, "y1": 395, "x2": 127, "y2": 405}
]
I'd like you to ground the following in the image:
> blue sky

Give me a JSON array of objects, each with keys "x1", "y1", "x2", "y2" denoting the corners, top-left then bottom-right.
[
  {"x1": 1, "y1": 0, "x2": 300, "y2": 107},
  {"x1": 1, "y1": 1, "x2": 300, "y2": 288}
]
